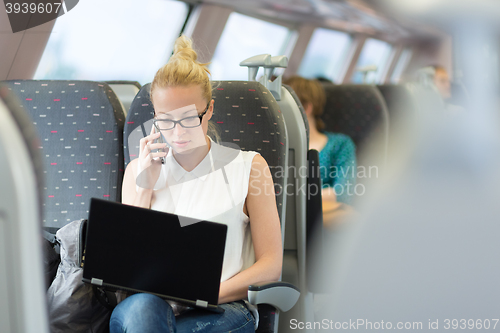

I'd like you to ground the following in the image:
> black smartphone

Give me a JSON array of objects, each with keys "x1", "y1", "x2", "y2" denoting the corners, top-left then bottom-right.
[{"x1": 153, "y1": 126, "x2": 169, "y2": 164}]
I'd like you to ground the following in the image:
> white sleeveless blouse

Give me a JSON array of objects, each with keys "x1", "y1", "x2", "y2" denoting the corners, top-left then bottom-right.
[{"x1": 149, "y1": 138, "x2": 259, "y2": 282}]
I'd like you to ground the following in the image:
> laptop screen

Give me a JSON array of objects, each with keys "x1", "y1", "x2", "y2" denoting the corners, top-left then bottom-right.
[{"x1": 83, "y1": 198, "x2": 227, "y2": 306}]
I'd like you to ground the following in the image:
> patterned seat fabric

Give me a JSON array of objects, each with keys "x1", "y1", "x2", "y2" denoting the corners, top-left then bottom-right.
[
  {"x1": 124, "y1": 81, "x2": 287, "y2": 221},
  {"x1": 321, "y1": 84, "x2": 389, "y2": 156},
  {"x1": 0, "y1": 84, "x2": 45, "y2": 222},
  {"x1": 4, "y1": 80, "x2": 125, "y2": 233}
]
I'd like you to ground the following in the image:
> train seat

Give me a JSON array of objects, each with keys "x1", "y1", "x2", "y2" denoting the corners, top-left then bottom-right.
[
  {"x1": 278, "y1": 83, "x2": 333, "y2": 328},
  {"x1": 273, "y1": 84, "x2": 317, "y2": 329},
  {"x1": 376, "y1": 84, "x2": 418, "y2": 120},
  {"x1": 3, "y1": 80, "x2": 126, "y2": 233},
  {"x1": 321, "y1": 84, "x2": 390, "y2": 203},
  {"x1": 124, "y1": 81, "x2": 300, "y2": 332},
  {"x1": 242, "y1": 52, "x2": 326, "y2": 329},
  {"x1": 106, "y1": 80, "x2": 142, "y2": 117},
  {"x1": 321, "y1": 84, "x2": 389, "y2": 159},
  {"x1": 0, "y1": 84, "x2": 49, "y2": 333}
]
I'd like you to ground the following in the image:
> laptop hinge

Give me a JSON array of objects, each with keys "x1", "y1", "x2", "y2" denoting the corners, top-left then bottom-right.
[
  {"x1": 195, "y1": 300, "x2": 208, "y2": 308},
  {"x1": 91, "y1": 278, "x2": 103, "y2": 286}
]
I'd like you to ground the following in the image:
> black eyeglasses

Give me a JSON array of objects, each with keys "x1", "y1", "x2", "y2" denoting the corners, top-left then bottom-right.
[{"x1": 153, "y1": 103, "x2": 210, "y2": 130}]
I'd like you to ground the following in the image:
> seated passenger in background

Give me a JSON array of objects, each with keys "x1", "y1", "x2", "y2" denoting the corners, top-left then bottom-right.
[
  {"x1": 112, "y1": 36, "x2": 282, "y2": 333},
  {"x1": 431, "y1": 65, "x2": 452, "y2": 100},
  {"x1": 431, "y1": 65, "x2": 467, "y2": 114},
  {"x1": 417, "y1": 65, "x2": 465, "y2": 114},
  {"x1": 283, "y1": 76, "x2": 357, "y2": 225}
]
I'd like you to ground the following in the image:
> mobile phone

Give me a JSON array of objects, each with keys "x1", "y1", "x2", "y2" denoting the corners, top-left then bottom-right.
[{"x1": 153, "y1": 126, "x2": 169, "y2": 164}]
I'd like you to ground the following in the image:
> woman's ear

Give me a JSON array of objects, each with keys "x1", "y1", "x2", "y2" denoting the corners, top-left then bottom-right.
[
  {"x1": 304, "y1": 102, "x2": 313, "y2": 116},
  {"x1": 206, "y1": 99, "x2": 214, "y2": 121}
]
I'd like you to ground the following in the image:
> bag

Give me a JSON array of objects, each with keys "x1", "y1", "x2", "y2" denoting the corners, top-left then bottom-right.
[
  {"x1": 47, "y1": 219, "x2": 111, "y2": 333},
  {"x1": 42, "y1": 230, "x2": 61, "y2": 289}
]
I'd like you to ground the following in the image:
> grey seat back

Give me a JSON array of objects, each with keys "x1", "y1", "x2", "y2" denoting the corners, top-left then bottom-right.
[
  {"x1": 4, "y1": 80, "x2": 125, "y2": 233},
  {"x1": 321, "y1": 84, "x2": 389, "y2": 200},
  {"x1": 322, "y1": 84, "x2": 389, "y2": 158},
  {"x1": 0, "y1": 84, "x2": 49, "y2": 333},
  {"x1": 211, "y1": 81, "x2": 288, "y2": 224},
  {"x1": 275, "y1": 84, "x2": 315, "y2": 330}
]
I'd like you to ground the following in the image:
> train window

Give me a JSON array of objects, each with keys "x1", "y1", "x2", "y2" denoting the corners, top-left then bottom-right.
[
  {"x1": 34, "y1": 0, "x2": 189, "y2": 84},
  {"x1": 298, "y1": 28, "x2": 352, "y2": 82},
  {"x1": 210, "y1": 13, "x2": 291, "y2": 80},
  {"x1": 390, "y1": 48, "x2": 413, "y2": 83},
  {"x1": 351, "y1": 38, "x2": 393, "y2": 84}
]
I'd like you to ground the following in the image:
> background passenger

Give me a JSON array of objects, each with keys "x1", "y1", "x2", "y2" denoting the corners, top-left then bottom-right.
[
  {"x1": 430, "y1": 65, "x2": 467, "y2": 114},
  {"x1": 431, "y1": 65, "x2": 452, "y2": 100},
  {"x1": 283, "y1": 76, "x2": 357, "y2": 222},
  {"x1": 113, "y1": 36, "x2": 282, "y2": 333}
]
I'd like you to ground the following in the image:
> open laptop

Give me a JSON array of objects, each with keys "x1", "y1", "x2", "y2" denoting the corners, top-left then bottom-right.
[{"x1": 82, "y1": 198, "x2": 227, "y2": 313}]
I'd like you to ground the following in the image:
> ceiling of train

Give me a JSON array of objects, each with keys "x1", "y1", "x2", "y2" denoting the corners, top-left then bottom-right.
[{"x1": 186, "y1": 0, "x2": 444, "y2": 41}]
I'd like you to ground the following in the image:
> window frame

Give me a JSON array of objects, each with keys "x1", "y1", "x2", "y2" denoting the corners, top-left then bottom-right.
[
  {"x1": 34, "y1": 0, "x2": 191, "y2": 84},
  {"x1": 350, "y1": 37, "x2": 395, "y2": 84},
  {"x1": 208, "y1": 11, "x2": 296, "y2": 81},
  {"x1": 297, "y1": 27, "x2": 354, "y2": 83}
]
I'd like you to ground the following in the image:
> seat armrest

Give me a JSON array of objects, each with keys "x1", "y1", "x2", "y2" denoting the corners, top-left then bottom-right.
[{"x1": 247, "y1": 282, "x2": 300, "y2": 312}]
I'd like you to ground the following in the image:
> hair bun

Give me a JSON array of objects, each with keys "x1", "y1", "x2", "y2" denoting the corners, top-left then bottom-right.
[
  {"x1": 151, "y1": 35, "x2": 212, "y2": 108},
  {"x1": 172, "y1": 35, "x2": 198, "y2": 63}
]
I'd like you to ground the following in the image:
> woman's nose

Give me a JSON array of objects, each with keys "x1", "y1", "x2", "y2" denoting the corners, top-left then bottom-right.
[{"x1": 173, "y1": 122, "x2": 185, "y2": 136}]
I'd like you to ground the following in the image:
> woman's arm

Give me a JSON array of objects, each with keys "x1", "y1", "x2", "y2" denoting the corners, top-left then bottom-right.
[
  {"x1": 218, "y1": 154, "x2": 283, "y2": 304},
  {"x1": 122, "y1": 159, "x2": 154, "y2": 208},
  {"x1": 330, "y1": 136, "x2": 356, "y2": 204},
  {"x1": 322, "y1": 135, "x2": 357, "y2": 227},
  {"x1": 321, "y1": 135, "x2": 357, "y2": 209},
  {"x1": 322, "y1": 186, "x2": 341, "y2": 213}
]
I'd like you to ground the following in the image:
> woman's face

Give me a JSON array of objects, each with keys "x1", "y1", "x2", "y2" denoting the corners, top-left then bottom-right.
[{"x1": 152, "y1": 85, "x2": 213, "y2": 154}]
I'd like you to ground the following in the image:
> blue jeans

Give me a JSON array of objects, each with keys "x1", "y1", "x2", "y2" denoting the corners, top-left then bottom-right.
[{"x1": 109, "y1": 293, "x2": 256, "y2": 333}]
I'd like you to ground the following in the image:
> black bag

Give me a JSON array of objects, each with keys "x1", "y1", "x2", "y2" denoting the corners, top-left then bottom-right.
[
  {"x1": 42, "y1": 230, "x2": 61, "y2": 289},
  {"x1": 47, "y1": 219, "x2": 111, "y2": 333}
]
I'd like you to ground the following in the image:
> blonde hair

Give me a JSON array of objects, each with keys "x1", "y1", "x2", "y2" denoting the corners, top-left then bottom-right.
[
  {"x1": 283, "y1": 76, "x2": 326, "y2": 132},
  {"x1": 150, "y1": 35, "x2": 220, "y2": 142}
]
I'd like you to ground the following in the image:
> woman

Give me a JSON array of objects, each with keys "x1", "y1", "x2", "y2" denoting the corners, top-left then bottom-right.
[
  {"x1": 111, "y1": 36, "x2": 282, "y2": 333},
  {"x1": 283, "y1": 76, "x2": 356, "y2": 222}
]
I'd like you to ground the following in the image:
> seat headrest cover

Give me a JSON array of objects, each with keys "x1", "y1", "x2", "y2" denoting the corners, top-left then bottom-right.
[{"x1": 4, "y1": 80, "x2": 126, "y2": 231}]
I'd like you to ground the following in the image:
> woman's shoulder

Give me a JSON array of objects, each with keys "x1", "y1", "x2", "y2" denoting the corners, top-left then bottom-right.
[
  {"x1": 212, "y1": 142, "x2": 261, "y2": 171},
  {"x1": 323, "y1": 131, "x2": 355, "y2": 148},
  {"x1": 240, "y1": 149, "x2": 260, "y2": 159}
]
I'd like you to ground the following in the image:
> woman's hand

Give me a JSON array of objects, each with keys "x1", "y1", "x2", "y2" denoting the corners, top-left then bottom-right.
[
  {"x1": 122, "y1": 127, "x2": 168, "y2": 208},
  {"x1": 322, "y1": 186, "x2": 341, "y2": 213},
  {"x1": 136, "y1": 127, "x2": 168, "y2": 190}
]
